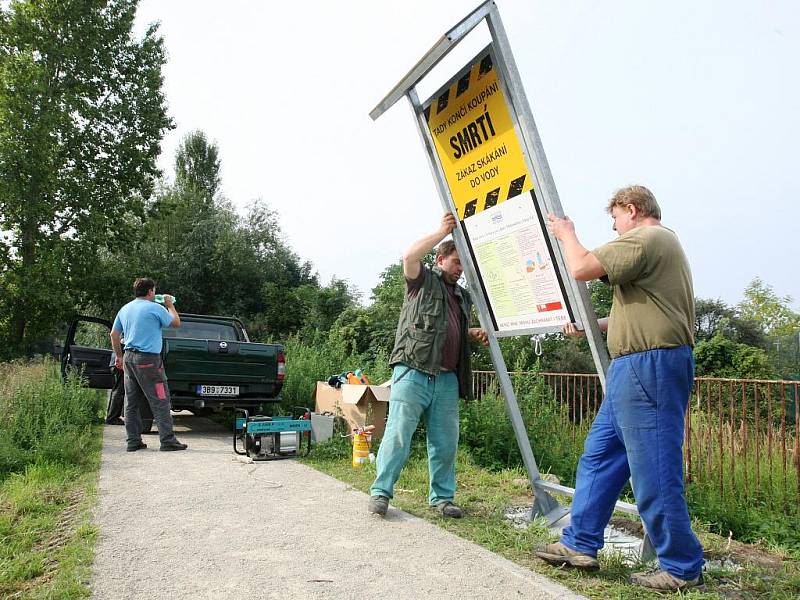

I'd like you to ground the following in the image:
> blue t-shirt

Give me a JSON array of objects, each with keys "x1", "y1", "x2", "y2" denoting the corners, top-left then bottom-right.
[{"x1": 112, "y1": 299, "x2": 174, "y2": 354}]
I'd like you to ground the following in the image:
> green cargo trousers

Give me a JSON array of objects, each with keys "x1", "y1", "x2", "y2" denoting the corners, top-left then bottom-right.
[{"x1": 370, "y1": 365, "x2": 459, "y2": 505}]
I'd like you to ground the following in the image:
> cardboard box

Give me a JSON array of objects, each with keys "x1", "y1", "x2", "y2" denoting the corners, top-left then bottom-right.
[{"x1": 314, "y1": 382, "x2": 391, "y2": 439}]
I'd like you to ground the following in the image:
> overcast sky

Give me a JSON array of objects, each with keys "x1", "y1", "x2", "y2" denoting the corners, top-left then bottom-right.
[{"x1": 134, "y1": 0, "x2": 799, "y2": 310}]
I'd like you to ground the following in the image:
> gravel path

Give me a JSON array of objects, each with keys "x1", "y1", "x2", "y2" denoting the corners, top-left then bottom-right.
[{"x1": 90, "y1": 414, "x2": 584, "y2": 599}]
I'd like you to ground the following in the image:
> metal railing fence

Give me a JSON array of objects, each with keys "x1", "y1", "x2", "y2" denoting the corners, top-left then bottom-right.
[{"x1": 471, "y1": 371, "x2": 799, "y2": 514}]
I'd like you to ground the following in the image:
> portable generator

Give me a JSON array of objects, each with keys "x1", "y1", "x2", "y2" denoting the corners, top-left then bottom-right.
[{"x1": 233, "y1": 408, "x2": 312, "y2": 461}]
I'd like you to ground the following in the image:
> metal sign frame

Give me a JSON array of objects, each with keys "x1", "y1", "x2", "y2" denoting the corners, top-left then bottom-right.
[{"x1": 370, "y1": 0, "x2": 617, "y2": 524}]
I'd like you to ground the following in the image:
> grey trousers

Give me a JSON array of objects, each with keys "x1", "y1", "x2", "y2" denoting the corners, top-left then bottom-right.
[
  {"x1": 107, "y1": 367, "x2": 124, "y2": 421},
  {"x1": 123, "y1": 351, "x2": 178, "y2": 447}
]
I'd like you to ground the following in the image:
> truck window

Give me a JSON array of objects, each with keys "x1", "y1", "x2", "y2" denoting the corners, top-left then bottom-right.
[
  {"x1": 73, "y1": 321, "x2": 112, "y2": 349},
  {"x1": 162, "y1": 321, "x2": 239, "y2": 341}
]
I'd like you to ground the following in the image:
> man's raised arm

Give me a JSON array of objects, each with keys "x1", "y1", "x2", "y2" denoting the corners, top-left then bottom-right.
[
  {"x1": 402, "y1": 212, "x2": 457, "y2": 280},
  {"x1": 164, "y1": 295, "x2": 180, "y2": 328}
]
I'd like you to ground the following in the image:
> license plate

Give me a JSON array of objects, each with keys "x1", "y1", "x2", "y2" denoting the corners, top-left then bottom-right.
[{"x1": 196, "y1": 385, "x2": 239, "y2": 397}]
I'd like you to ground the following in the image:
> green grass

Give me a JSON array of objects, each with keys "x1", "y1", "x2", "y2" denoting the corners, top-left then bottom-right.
[
  {"x1": 684, "y1": 414, "x2": 799, "y2": 552},
  {"x1": 0, "y1": 460, "x2": 101, "y2": 599},
  {"x1": 0, "y1": 361, "x2": 102, "y2": 476},
  {"x1": 303, "y1": 432, "x2": 800, "y2": 599},
  {"x1": 0, "y1": 359, "x2": 104, "y2": 599}
]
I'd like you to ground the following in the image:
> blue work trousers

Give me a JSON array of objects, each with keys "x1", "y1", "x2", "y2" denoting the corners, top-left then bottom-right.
[
  {"x1": 370, "y1": 365, "x2": 459, "y2": 505},
  {"x1": 561, "y1": 346, "x2": 704, "y2": 580}
]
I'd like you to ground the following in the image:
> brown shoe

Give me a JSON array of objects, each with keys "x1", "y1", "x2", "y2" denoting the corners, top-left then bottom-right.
[
  {"x1": 630, "y1": 570, "x2": 704, "y2": 591},
  {"x1": 534, "y1": 542, "x2": 599, "y2": 571},
  {"x1": 435, "y1": 501, "x2": 464, "y2": 518}
]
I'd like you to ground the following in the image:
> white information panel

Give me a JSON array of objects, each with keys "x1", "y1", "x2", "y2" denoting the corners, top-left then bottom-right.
[{"x1": 463, "y1": 193, "x2": 571, "y2": 332}]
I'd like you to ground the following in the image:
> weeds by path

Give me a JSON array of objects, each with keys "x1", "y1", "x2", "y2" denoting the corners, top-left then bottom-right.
[{"x1": 0, "y1": 359, "x2": 103, "y2": 599}]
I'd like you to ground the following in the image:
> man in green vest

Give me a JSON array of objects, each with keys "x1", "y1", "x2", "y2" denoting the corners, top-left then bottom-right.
[{"x1": 368, "y1": 212, "x2": 488, "y2": 519}]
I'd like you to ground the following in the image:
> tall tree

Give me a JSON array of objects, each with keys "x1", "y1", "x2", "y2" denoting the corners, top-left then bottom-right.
[
  {"x1": 145, "y1": 132, "x2": 224, "y2": 314},
  {"x1": 694, "y1": 297, "x2": 765, "y2": 348},
  {"x1": 588, "y1": 280, "x2": 613, "y2": 319},
  {"x1": 174, "y1": 129, "x2": 220, "y2": 207},
  {"x1": 0, "y1": 0, "x2": 172, "y2": 352},
  {"x1": 327, "y1": 262, "x2": 402, "y2": 359},
  {"x1": 738, "y1": 277, "x2": 800, "y2": 338}
]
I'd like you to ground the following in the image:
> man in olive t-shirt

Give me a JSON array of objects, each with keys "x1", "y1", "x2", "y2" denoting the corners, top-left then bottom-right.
[{"x1": 535, "y1": 186, "x2": 704, "y2": 593}]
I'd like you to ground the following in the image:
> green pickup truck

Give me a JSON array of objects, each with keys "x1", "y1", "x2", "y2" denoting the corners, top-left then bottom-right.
[{"x1": 61, "y1": 313, "x2": 285, "y2": 429}]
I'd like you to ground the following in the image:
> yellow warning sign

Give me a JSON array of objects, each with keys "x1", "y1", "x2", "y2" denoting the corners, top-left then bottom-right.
[{"x1": 424, "y1": 50, "x2": 533, "y2": 220}]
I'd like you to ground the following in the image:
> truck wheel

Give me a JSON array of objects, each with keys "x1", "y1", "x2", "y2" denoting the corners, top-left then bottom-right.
[{"x1": 141, "y1": 418, "x2": 154, "y2": 434}]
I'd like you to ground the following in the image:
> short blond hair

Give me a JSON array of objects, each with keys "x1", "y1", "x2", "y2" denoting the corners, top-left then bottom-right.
[{"x1": 606, "y1": 185, "x2": 661, "y2": 220}]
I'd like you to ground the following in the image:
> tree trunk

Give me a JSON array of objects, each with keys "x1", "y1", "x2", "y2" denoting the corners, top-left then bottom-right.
[{"x1": 9, "y1": 220, "x2": 36, "y2": 351}]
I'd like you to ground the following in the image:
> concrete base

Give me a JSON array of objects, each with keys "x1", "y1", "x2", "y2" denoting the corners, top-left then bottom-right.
[
  {"x1": 503, "y1": 507, "x2": 654, "y2": 566},
  {"x1": 549, "y1": 513, "x2": 652, "y2": 565}
]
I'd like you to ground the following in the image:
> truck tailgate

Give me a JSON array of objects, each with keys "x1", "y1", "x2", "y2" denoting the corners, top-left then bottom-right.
[{"x1": 163, "y1": 338, "x2": 279, "y2": 383}]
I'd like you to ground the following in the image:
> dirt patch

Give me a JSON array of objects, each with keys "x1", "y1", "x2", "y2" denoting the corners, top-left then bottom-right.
[
  {"x1": 5, "y1": 571, "x2": 57, "y2": 600},
  {"x1": 705, "y1": 538, "x2": 786, "y2": 571},
  {"x1": 34, "y1": 489, "x2": 86, "y2": 557},
  {"x1": 608, "y1": 516, "x2": 645, "y2": 537},
  {"x1": 609, "y1": 516, "x2": 787, "y2": 571}
]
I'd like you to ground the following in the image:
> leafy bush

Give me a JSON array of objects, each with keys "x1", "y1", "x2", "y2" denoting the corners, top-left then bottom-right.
[
  {"x1": 694, "y1": 329, "x2": 776, "y2": 379},
  {"x1": 459, "y1": 367, "x2": 586, "y2": 482},
  {"x1": 279, "y1": 337, "x2": 391, "y2": 414},
  {"x1": 0, "y1": 359, "x2": 102, "y2": 477},
  {"x1": 459, "y1": 387, "x2": 520, "y2": 471}
]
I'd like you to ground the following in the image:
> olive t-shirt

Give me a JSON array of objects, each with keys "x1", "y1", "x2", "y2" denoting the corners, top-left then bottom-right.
[{"x1": 592, "y1": 225, "x2": 695, "y2": 358}]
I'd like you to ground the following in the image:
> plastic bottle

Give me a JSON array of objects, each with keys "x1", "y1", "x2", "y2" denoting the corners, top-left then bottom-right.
[{"x1": 154, "y1": 294, "x2": 177, "y2": 305}]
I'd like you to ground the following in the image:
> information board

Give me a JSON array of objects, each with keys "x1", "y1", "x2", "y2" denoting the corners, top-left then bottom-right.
[{"x1": 421, "y1": 46, "x2": 574, "y2": 334}]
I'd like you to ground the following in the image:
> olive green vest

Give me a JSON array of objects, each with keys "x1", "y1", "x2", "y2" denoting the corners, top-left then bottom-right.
[{"x1": 389, "y1": 265, "x2": 474, "y2": 400}]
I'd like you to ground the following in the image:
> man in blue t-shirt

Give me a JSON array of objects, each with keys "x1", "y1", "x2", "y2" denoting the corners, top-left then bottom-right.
[{"x1": 110, "y1": 277, "x2": 187, "y2": 452}]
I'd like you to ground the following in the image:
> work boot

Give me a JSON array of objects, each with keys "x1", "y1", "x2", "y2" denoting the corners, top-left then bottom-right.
[
  {"x1": 368, "y1": 495, "x2": 389, "y2": 516},
  {"x1": 106, "y1": 417, "x2": 124, "y2": 425},
  {"x1": 630, "y1": 570, "x2": 704, "y2": 591},
  {"x1": 126, "y1": 442, "x2": 147, "y2": 452},
  {"x1": 160, "y1": 441, "x2": 188, "y2": 451},
  {"x1": 435, "y1": 501, "x2": 464, "y2": 518},
  {"x1": 534, "y1": 542, "x2": 600, "y2": 571}
]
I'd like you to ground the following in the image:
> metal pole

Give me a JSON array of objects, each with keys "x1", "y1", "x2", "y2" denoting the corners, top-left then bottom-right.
[
  {"x1": 407, "y1": 88, "x2": 566, "y2": 524},
  {"x1": 484, "y1": 2, "x2": 610, "y2": 389}
]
